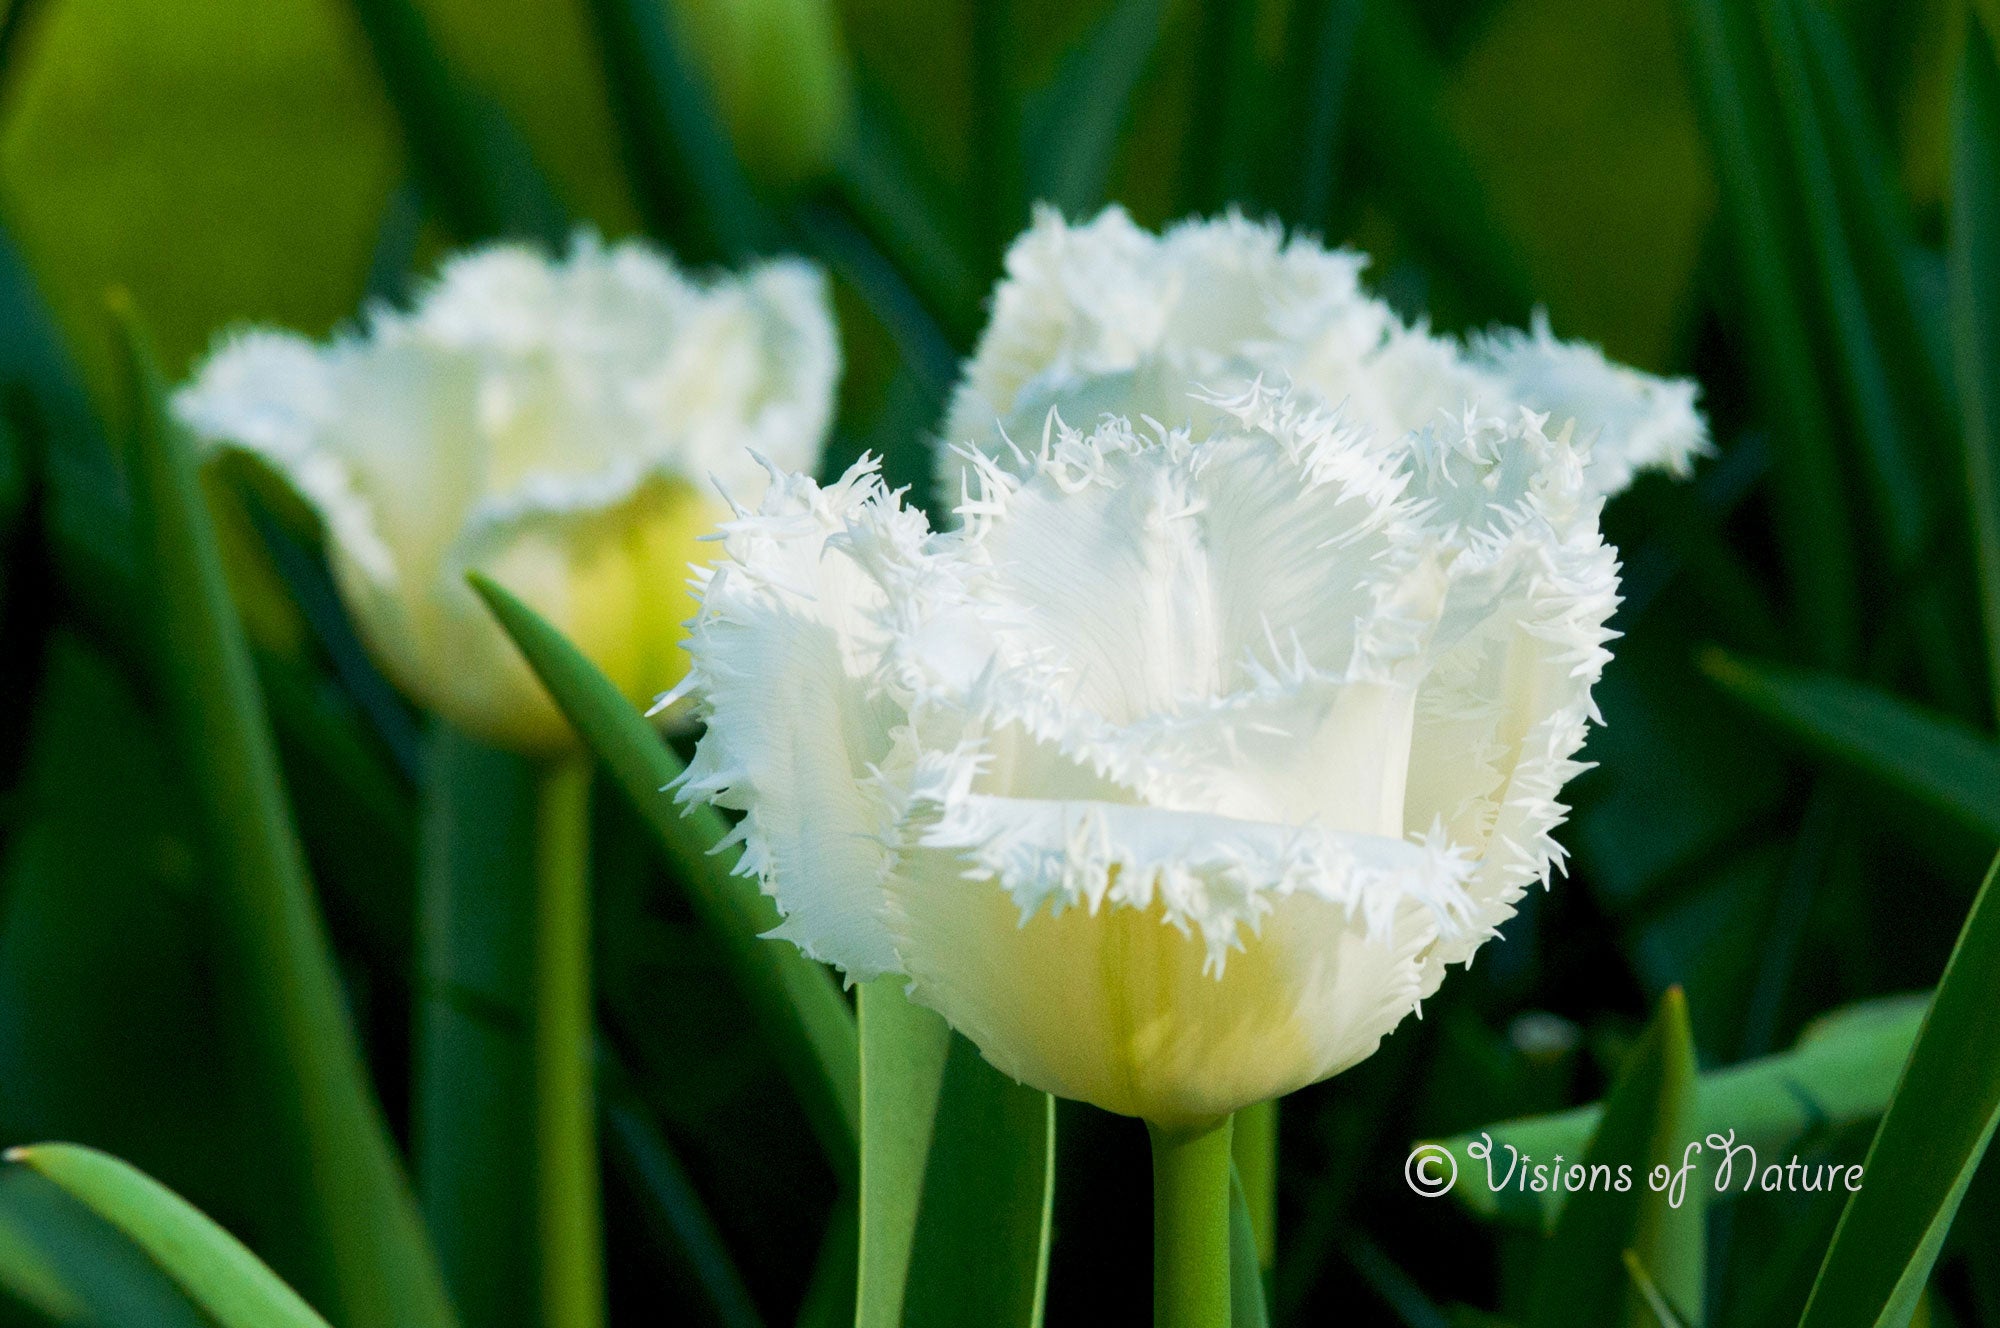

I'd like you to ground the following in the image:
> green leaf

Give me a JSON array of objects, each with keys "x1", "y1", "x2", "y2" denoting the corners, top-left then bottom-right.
[
  {"x1": 854, "y1": 977, "x2": 951, "y2": 1328},
  {"x1": 1953, "y1": 8, "x2": 2000, "y2": 725},
  {"x1": 1702, "y1": 651, "x2": 2000, "y2": 842},
  {"x1": 903, "y1": 1035, "x2": 1055, "y2": 1328},
  {"x1": 1681, "y1": 0, "x2": 1858, "y2": 664},
  {"x1": 4, "y1": 1146, "x2": 333, "y2": 1328},
  {"x1": 114, "y1": 301, "x2": 456, "y2": 1328},
  {"x1": 412, "y1": 727, "x2": 540, "y2": 1328},
  {"x1": 0, "y1": 1166, "x2": 210, "y2": 1327},
  {"x1": 1526, "y1": 988, "x2": 1703, "y2": 1328},
  {"x1": 467, "y1": 571, "x2": 860, "y2": 1181},
  {"x1": 1797, "y1": 852, "x2": 2000, "y2": 1328},
  {"x1": 1019, "y1": 0, "x2": 1167, "y2": 218},
  {"x1": 1438, "y1": 993, "x2": 1927, "y2": 1227}
]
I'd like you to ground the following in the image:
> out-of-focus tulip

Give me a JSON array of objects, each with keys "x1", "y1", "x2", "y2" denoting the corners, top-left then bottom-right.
[{"x1": 176, "y1": 234, "x2": 839, "y2": 751}]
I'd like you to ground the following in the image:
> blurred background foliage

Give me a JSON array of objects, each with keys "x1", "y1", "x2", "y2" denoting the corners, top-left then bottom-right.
[{"x1": 0, "y1": 0, "x2": 1996, "y2": 1323}]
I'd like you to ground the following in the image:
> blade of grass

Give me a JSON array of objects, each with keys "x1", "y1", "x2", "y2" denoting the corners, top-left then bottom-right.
[
  {"x1": 1438, "y1": 993, "x2": 1928, "y2": 1229},
  {"x1": 901, "y1": 1035, "x2": 1055, "y2": 1328},
  {"x1": 5, "y1": 1146, "x2": 334, "y2": 1328},
  {"x1": 581, "y1": 0, "x2": 785, "y2": 258},
  {"x1": 342, "y1": 0, "x2": 566, "y2": 243},
  {"x1": 467, "y1": 572, "x2": 860, "y2": 1181},
  {"x1": 1625, "y1": 1250, "x2": 1691, "y2": 1328},
  {"x1": 1682, "y1": 0, "x2": 1858, "y2": 665},
  {"x1": 114, "y1": 300, "x2": 457, "y2": 1328},
  {"x1": 796, "y1": 1200, "x2": 859, "y2": 1328},
  {"x1": 412, "y1": 727, "x2": 539, "y2": 1328},
  {"x1": 1338, "y1": 1230, "x2": 1451, "y2": 1328},
  {"x1": 1797, "y1": 852, "x2": 2000, "y2": 1327},
  {"x1": 1019, "y1": 0, "x2": 1168, "y2": 218},
  {"x1": 1526, "y1": 988, "x2": 1703, "y2": 1328},
  {"x1": 1702, "y1": 650, "x2": 2000, "y2": 842},
  {"x1": 1953, "y1": 10, "x2": 2000, "y2": 726}
]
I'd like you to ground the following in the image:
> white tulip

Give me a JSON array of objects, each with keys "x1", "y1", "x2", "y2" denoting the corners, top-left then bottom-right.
[
  {"x1": 941, "y1": 206, "x2": 1707, "y2": 508},
  {"x1": 175, "y1": 234, "x2": 839, "y2": 751},
  {"x1": 681, "y1": 366, "x2": 1631, "y2": 1125}
]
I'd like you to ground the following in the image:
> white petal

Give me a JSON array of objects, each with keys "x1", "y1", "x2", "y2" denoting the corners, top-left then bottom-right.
[
  {"x1": 676, "y1": 460, "x2": 910, "y2": 979},
  {"x1": 1471, "y1": 311, "x2": 1711, "y2": 498},
  {"x1": 884, "y1": 856, "x2": 1449, "y2": 1128}
]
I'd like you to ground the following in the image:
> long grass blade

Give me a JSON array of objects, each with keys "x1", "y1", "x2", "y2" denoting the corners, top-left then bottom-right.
[
  {"x1": 901, "y1": 1036, "x2": 1056, "y2": 1328},
  {"x1": 581, "y1": 0, "x2": 784, "y2": 258},
  {"x1": 1797, "y1": 852, "x2": 2000, "y2": 1327},
  {"x1": 412, "y1": 729, "x2": 539, "y2": 1328},
  {"x1": 114, "y1": 299, "x2": 457, "y2": 1328},
  {"x1": 1953, "y1": 10, "x2": 2000, "y2": 724}
]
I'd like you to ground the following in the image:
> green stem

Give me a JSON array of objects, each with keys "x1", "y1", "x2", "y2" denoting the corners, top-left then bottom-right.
[
  {"x1": 1230, "y1": 1099, "x2": 1277, "y2": 1277},
  {"x1": 1150, "y1": 1116, "x2": 1235, "y2": 1328},
  {"x1": 534, "y1": 757, "x2": 603, "y2": 1328}
]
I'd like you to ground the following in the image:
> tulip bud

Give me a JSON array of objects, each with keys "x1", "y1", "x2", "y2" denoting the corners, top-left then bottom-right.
[
  {"x1": 680, "y1": 211, "x2": 1697, "y2": 1127},
  {"x1": 175, "y1": 234, "x2": 839, "y2": 752}
]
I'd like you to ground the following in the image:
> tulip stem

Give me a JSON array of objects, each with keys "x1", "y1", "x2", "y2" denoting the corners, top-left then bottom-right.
[
  {"x1": 1150, "y1": 1115, "x2": 1235, "y2": 1328},
  {"x1": 535, "y1": 756, "x2": 604, "y2": 1328}
]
